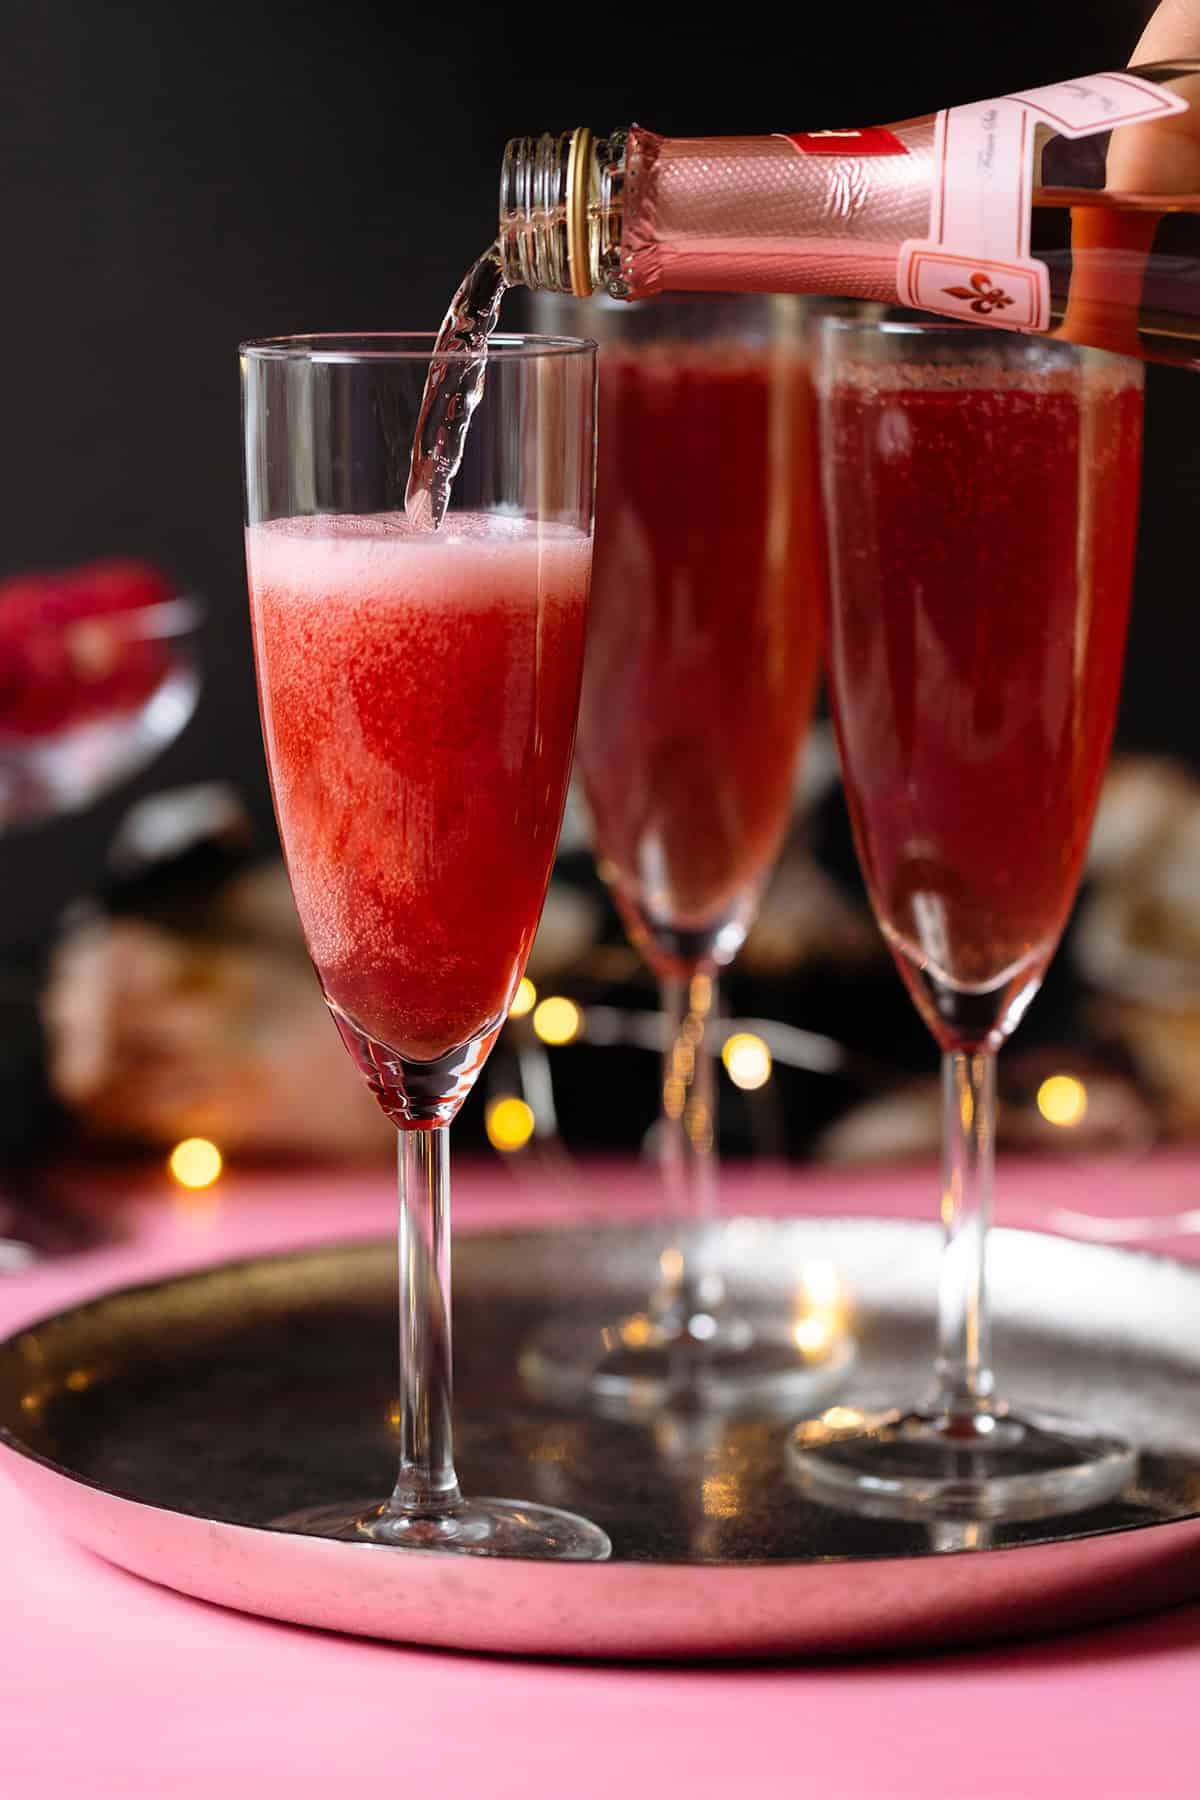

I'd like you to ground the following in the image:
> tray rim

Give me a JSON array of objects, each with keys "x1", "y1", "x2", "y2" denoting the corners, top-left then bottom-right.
[{"x1": 3, "y1": 1215, "x2": 1199, "y2": 1572}]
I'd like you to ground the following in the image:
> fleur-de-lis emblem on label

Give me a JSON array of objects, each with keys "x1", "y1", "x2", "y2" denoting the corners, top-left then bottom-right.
[{"x1": 942, "y1": 272, "x2": 1014, "y2": 315}]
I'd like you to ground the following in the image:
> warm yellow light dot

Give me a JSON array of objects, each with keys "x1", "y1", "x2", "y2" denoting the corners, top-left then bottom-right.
[
  {"x1": 800, "y1": 1258, "x2": 842, "y2": 1308},
  {"x1": 485, "y1": 1096, "x2": 535, "y2": 1153},
  {"x1": 509, "y1": 977, "x2": 537, "y2": 1019},
  {"x1": 793, "y1": 1317, "x2": 834, "y2": 1356},
  {"x1": 1037, "y1": 1074, "x2": 1088, "y2": 1129},
  {"x1": 532, "y1": 995, "x2": 582, "y2": 1046},
  {"x1": 684, "y1": 1096, "x2": 713, "y2": 1152},
  {"x1": 689, "y1": 973, "x2": 713, "y2": 1016},
  {"x1": 659, "y1": 1246, "x2": 685, "y2": 1286},
  {"x1": 168, "y1": 1138, "x2": 223, "y2": 1189},
  {"x1": 722, "y1": 1032, "x2": 772, "y2": 1091}
]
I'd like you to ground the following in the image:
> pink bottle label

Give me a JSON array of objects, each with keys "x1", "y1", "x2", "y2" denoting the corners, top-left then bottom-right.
[{"x1": 897, "y1": 70, "x2": 1188, "y2": 330}]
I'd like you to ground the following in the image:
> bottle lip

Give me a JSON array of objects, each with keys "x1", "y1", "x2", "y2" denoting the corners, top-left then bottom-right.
[{"x1": 239, "y1": 331, "x2": 598, "y2": 363}]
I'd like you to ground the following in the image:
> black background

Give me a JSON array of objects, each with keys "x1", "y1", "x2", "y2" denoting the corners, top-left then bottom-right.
[{"x1": 0, "y1": 0, "x2": 1189, "y2": 951}]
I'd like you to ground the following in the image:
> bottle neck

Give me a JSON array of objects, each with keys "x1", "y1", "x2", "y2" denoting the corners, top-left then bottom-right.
[
  {"x1": 500, "y1": 120, "x2": 931, "y2": 305},
  {"x1": 499, "y1": 64, "x2": 1200, "y2": 334},
  {"x1": 499, "y1": 129, "x2": 627, "y2": 296}
]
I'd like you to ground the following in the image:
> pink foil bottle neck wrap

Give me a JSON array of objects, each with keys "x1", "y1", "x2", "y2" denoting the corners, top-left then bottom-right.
[{"x1": 619, "y1": 121, "x2": 935, "y2": 302}]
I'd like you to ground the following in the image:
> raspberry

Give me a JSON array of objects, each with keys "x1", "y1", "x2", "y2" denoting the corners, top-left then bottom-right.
[{"x1": 0, "y1": 559, "x2": 177, "y2": 740}]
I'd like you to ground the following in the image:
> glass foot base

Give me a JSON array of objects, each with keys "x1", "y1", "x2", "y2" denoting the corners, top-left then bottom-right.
[
  {"x1": 521, "y1": 1309, "x2": 855, "y2": 1419},
  {"x1": 273, "y1": 1496, "x2": 612, "y2": 1560},
  {"x1": 787, "y1": 1403, "x2": 1136, "y2": 1522}
]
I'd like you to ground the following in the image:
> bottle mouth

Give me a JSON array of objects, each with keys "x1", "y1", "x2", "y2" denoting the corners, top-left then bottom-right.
[
  {"x1": 498, "y1": 129, "x2": 625, "y2": 298},
  {"x1": 499, "y1": 133, "x2": 575, "y2": 294},
  {"x1": 239, "y1": 332, "x2": 597, "y2": 363}
]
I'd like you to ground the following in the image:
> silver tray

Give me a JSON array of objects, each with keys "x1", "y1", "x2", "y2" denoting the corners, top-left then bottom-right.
[{"x1": 3, "y1": 1217, "x2": 1200, "y2": 1660}]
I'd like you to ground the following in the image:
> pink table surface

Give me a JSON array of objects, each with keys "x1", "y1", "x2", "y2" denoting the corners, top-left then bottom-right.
[{"x1": 4, "y1": 1151, "x2": 1200, "y2": 1799}]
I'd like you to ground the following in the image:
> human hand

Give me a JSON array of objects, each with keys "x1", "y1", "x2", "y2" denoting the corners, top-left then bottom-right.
[{"x1": 1113, "y1": 2, "x2": 1200, "y2": 191}]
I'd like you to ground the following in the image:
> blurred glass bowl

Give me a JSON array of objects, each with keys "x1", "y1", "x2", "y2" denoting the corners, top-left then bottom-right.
[{"x1": 0, "y1": 593, "x2": 202, "y2": 828}]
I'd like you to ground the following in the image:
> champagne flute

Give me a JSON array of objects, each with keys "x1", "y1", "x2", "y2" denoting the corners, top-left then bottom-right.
[
  {"x1": 520, "y1": 295, "x2": 851, "y2": 1415},
  {"x1": 242, "y1": 332, "x2": 609, "y2": 1558},
  {"x1": 789, "y1": 316, "x2": 1142, "y2": 1519}
]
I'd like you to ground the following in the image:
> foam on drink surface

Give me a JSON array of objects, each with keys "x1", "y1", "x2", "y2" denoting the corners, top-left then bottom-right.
[{"x1": 248, "y1": 507, "x2": 584, "y2": 588}]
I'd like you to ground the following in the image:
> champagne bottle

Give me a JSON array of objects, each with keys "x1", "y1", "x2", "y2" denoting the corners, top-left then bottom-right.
[{"x1": 499, "y1": 62, "x2": 1200, "y2": 365}]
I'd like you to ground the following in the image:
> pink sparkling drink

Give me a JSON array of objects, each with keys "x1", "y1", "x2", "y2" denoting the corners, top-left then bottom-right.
[{"x1": 247, "y1": 512, "x2": 590, "y2": 1083}]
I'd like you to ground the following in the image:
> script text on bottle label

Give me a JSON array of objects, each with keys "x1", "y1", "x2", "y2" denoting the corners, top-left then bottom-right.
[{"x1": 897, "y1": 70, "x2": 1188, "y2": 331}]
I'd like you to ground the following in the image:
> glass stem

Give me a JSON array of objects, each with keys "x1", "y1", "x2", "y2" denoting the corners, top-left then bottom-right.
[
  {"x1": 387, "y1": 1125, "x2": 462, "y2": 1518},
  {"x1": 934, "y1": 1049, "x2": 998, "y2": 1423},
  {"x1": 651, "y1": 971, "x2": 725, "y2": 1338}
]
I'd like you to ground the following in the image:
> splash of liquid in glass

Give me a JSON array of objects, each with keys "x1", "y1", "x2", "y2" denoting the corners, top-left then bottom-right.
[{"x1": 405, "y1": 244, "x2": 509, "y2": 531}]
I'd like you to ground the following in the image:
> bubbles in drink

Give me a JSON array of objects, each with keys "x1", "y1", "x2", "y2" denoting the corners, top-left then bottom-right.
[
  {"x1": 246, "y1": 510, "x2": 591, "y2": 1065},
  {"x1": 405, "y1": 244, "x2": 509, "y2": 531}
]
